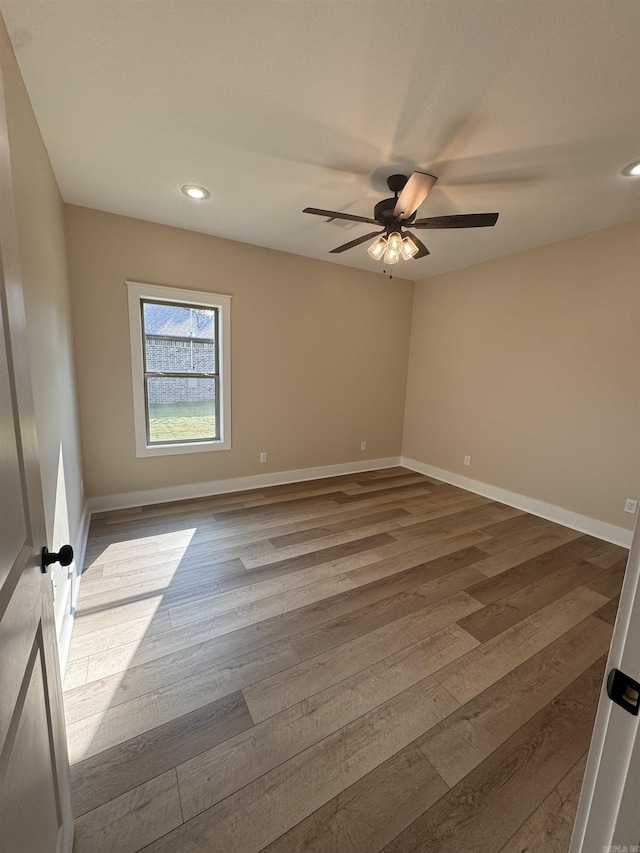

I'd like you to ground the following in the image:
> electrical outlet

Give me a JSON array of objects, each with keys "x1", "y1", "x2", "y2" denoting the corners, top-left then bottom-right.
[
  {"x1": 464, "y1": 455, "x2": 471, "y2": 466},
  {"x1": 260, "y1": 452, "x2": 267, "y2": 463},
  {"x1": 360, "y1": 441, "x2": 367, "y2": 451},
  {"x1": 624, "y1": 498, "x2": 638, "y2": 514}
]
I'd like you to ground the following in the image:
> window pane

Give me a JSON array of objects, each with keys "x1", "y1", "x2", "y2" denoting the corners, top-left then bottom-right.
[
  {"x1": 146, "y1": 376, "x2": 217, "y2": 443},
  {"x1": 143, "y1": 302, "x2": 216, "y2": 373}
]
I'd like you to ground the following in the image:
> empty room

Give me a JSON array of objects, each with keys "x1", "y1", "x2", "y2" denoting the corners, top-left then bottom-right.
[{"x1": 1, "y1": 2, "x2": 639, "y2": 852}]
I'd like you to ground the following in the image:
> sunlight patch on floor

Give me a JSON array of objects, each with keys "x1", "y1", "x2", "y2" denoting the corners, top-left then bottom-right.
[{"x1": 66, "y1": 529, "x2": 198, "y2": 763}]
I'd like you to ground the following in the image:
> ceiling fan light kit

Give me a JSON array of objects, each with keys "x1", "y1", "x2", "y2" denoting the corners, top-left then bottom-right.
[{"x1": 303, "y1": 170, "x2": 499, "y2": 263}]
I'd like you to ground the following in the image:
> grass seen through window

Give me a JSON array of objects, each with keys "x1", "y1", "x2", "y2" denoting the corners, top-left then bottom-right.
[{"x1": 148, "y1": 400, "x2": 216, "y2": 443}]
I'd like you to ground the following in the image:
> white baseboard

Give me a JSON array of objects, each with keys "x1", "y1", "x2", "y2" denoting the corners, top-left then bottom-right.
[
  {"x1": 58, "y1": 501, "x2": 90, "y2": 677},
  {"x1": 87, "y1": 457, "x2": 403, "y2": 514},
  {"x1": 401, "y1": 456, "x2": 633, "y2": 548}
]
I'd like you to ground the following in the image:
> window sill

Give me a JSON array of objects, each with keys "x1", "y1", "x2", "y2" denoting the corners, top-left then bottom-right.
[{"x1": 135, "y1": 438, "x2": 231, "y2": 458}]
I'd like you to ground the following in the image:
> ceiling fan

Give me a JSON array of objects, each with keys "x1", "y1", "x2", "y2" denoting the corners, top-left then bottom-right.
[{"x1": 303, "y1": 172, "x2": 499, "y2": 263}]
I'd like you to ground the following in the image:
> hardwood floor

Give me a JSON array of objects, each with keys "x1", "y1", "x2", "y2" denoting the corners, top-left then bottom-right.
[{"x1": 64, "y1": 468, "x2": 627, "y2": 853}]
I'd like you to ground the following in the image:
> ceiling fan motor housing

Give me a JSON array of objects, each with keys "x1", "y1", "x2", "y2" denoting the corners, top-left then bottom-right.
[
  {"x1": 374, "y1": 196, "x2": 416, "y2": 227},
  {"x1": 374, "y1": 174, "x2": 418, "y2": 227}
]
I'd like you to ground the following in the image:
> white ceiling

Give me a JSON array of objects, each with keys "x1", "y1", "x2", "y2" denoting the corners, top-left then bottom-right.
[{"x1": 3, "y1": 0, "x2": 640, "y2": 281}]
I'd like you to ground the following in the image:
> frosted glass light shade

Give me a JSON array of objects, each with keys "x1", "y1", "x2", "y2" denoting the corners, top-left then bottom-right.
[
  {"x1": 387, "y1": 232, "x2": 403, "y2": 254},
  {"x1": 367, "y1": 235, "x2": 388, "y2": 260},
  {"x1": 383, "y1": 247, "x2": 400, "y2": 264},
  {"x1": 401, "y1": 235, "x2": 419, "y2": 260}
]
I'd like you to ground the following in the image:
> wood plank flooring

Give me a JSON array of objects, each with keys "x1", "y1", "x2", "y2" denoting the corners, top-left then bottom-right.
[{"x1": 64, "y1": 467, "x2": 628, "y2": 853}]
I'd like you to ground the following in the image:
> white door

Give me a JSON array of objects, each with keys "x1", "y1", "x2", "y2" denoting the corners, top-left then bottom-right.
[
  {"x1": 571, "y1": 513, "x2": 640, "y2": 851},
  {"x1": 0, "y1": 71, "x2": 74, "y2": 853}
]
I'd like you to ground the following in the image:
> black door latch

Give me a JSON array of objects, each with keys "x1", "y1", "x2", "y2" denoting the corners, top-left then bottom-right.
[
  {"x1": 41, "y1": 545, "x2": 74, "y2": 573},
  {"x1": 607, "y1": 668, "x2": 640, "y2": 716}
]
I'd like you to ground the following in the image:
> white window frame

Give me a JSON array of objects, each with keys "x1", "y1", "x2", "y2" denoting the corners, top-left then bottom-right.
[{"x1": 127, "y1": 281, "x2": 231, "y2": 457}]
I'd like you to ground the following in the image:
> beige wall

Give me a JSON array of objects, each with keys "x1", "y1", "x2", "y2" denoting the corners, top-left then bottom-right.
[
  {"x1": 64, "y1": 205, "x2": 414, "y2": 500},
  {"x1": 403, "y1": 220, "x2": 640, "y2": 530},
  {"x1": 1, "y1": 18, "x2": 85, "y2": 628}
]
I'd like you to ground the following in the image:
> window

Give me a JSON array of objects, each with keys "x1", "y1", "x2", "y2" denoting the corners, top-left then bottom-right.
[{"x1": 127, "y1": 281, "x2": 231, "y2": 456}]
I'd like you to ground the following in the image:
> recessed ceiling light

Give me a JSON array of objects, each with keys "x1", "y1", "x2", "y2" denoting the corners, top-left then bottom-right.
[
  {"x1": 622, "y1": 161, "x2": 640, "y2": 177},
  {"x1": 181, "y1": 184, "x2": 210, "y2": 199}
]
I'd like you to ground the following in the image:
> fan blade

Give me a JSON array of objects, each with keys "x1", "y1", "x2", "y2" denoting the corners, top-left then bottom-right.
[
  {"x1": 329, "y1": 230, "x2": 384, "y2": 254},
  {"x1": 393, "y1": 172, "x2": 438, "y2": 219},
  {"x1": 412, "y1": 212, "x2": 499, "y2": 229},
  {"x1": 405, "y1": 232, "x2": 430, "y2": 259},
  {"x1": 303, "y1": 207, "x2": 378, "y2": 225}
]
